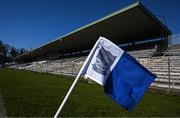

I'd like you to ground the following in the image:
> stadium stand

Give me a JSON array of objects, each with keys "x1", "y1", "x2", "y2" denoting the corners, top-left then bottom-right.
[
  {"x1": 8, "y1": 2, "x2": 180, "y2": 92},
  {"x1": 9, "y1": 45, "x2": 180, "y2": 92},
  {"x1": 8, "y1": 46, "x2": 180, "y2": 91}
]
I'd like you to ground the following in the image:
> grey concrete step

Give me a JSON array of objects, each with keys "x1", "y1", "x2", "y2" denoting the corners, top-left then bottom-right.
[
  {"x1": 153, "y1": 72, "x2": 180, "y2": 76},
  {"x1": 151, "y1": 82, "x2": 180, "y2": 90},
  {"x1": 148, "y1": 69, "x2": 180, "y2": 73},
  {"x1": 155, "y1": 78, "x2": 180, "y2": 84},
  {"x1": 157, "y1": 75, "x2": 180, "y2": 80}
]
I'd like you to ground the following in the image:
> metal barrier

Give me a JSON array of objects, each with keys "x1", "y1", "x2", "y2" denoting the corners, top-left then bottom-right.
[{"x1": 139, "y1": 56, "x2": 180, "y2": 92}]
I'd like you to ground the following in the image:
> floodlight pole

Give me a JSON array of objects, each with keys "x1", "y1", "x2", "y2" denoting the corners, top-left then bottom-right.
[{"x1": 54, "y1": 39, "x2": 100, "y2": 118}]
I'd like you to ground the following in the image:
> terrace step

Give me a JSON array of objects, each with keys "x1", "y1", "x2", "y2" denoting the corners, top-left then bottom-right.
[{"x1": 151, "y1": 82, "x2": 180, "y2": 90}]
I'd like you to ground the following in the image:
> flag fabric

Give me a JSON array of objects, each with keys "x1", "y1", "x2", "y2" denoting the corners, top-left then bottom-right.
[{"x1": 82, "y1": 37, "x2": 156, "y2": 111}]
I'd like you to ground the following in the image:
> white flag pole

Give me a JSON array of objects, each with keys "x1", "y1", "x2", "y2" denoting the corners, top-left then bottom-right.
[{"x1": 54, "y1": 38, "x2": 101, "y2": 118}]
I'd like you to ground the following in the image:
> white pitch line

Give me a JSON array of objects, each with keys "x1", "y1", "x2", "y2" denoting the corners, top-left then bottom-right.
[{"x1": 0, "y1": 93, "x2": 6, "y2": 117}]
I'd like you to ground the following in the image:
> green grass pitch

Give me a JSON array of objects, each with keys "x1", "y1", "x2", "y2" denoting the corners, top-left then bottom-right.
[{"x1": 0, "y1": 68, "x2": 180, "y2": 117}]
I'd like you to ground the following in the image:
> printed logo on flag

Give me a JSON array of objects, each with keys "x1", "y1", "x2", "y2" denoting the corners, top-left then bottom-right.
[{"x1": 92, "y1": 46, "x2": 116, "y2": 75}]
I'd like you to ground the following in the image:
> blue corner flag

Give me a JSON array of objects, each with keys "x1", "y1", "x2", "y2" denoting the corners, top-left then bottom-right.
[{"x1": 83, "y1": 37, "x2": 156, "y2": 111}]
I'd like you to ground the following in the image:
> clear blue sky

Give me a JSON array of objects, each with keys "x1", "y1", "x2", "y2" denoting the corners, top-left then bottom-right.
[{"x1": 0, "y1": 0, "x2": 180, "y2": 49}]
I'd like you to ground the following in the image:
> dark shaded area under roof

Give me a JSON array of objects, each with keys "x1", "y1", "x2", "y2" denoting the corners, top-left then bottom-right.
[{"x1": 14, "y1": 2, "x2": 171, "y2": 61}]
